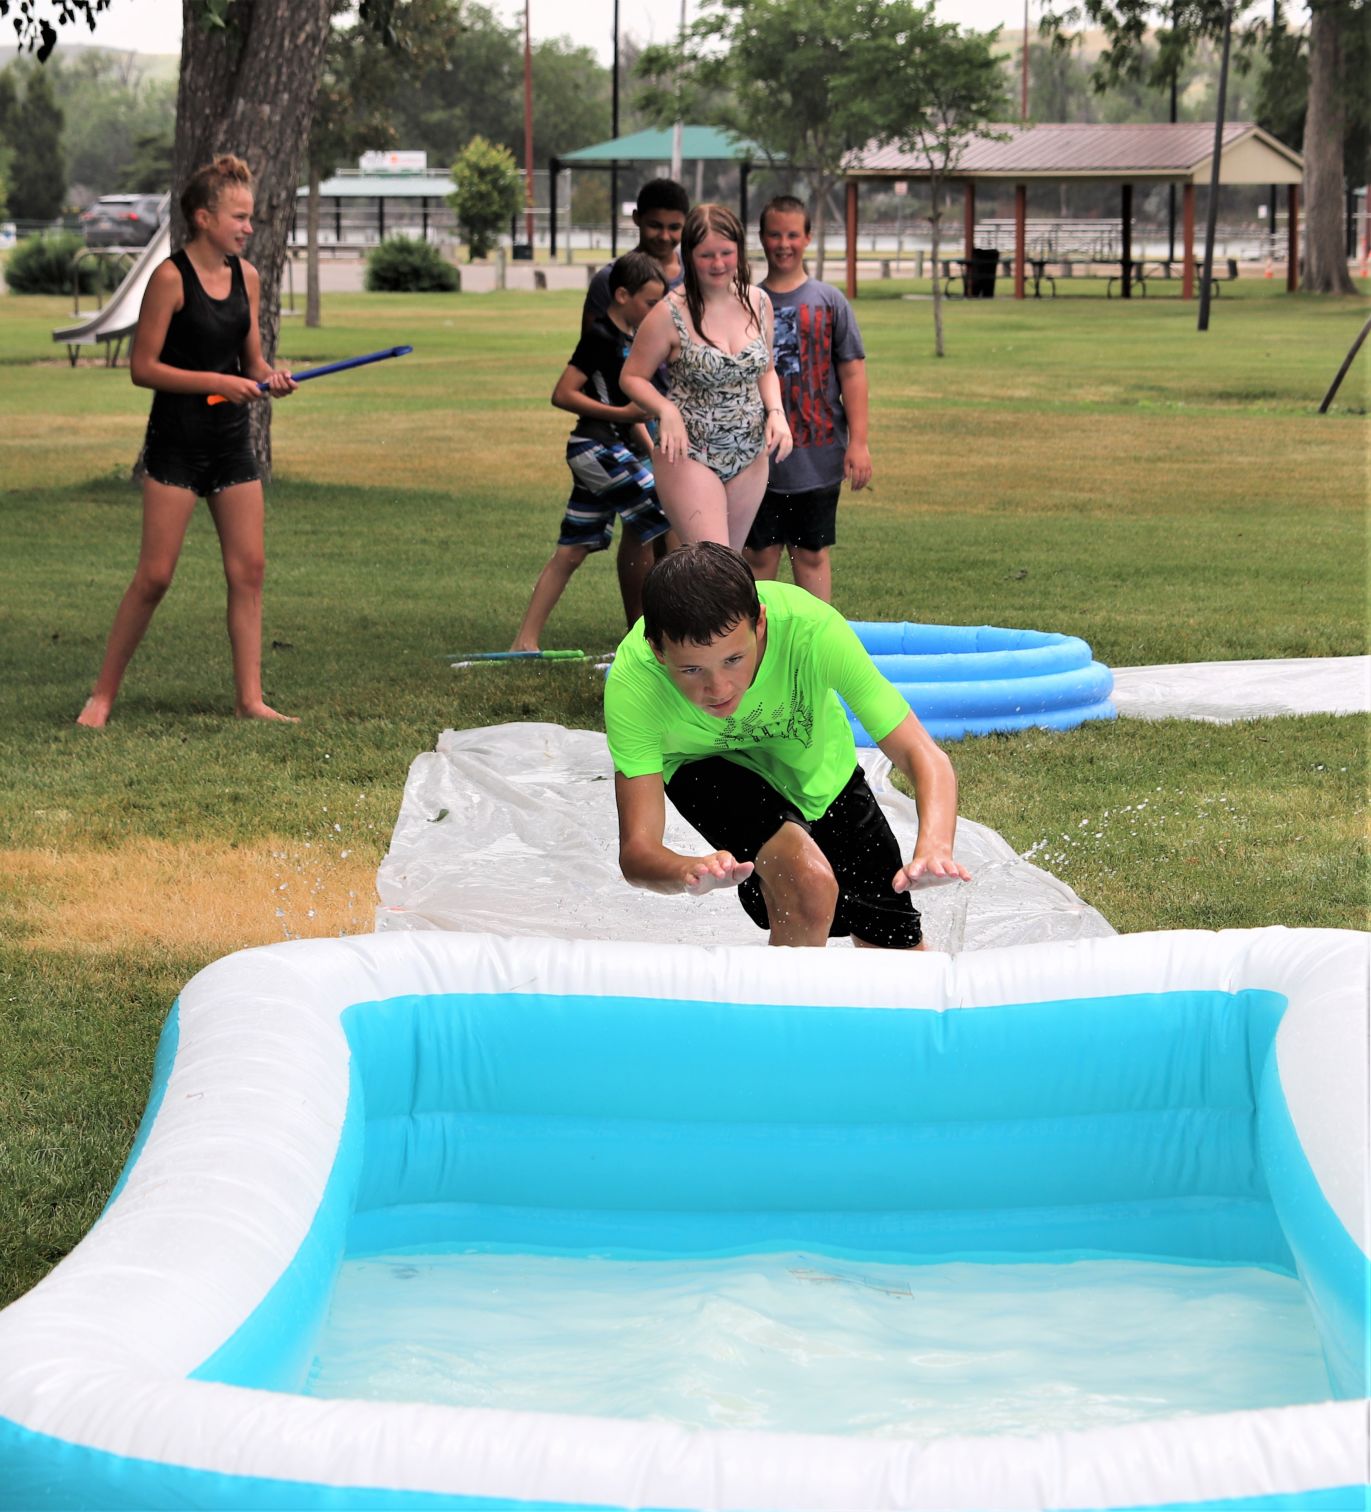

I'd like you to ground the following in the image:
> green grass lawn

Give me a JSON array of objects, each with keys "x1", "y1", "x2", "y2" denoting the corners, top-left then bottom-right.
[{"x1": 1, "y1": 278, "x2": 1367, "y2": 1305}]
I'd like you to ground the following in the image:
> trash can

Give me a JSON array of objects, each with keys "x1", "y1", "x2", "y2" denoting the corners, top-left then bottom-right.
[
  {"x1": 512, "y1": 243, "x2": 534, "y2": 261},
  {"x1": 968, "y1": 247, "x2": 999, "y2": 298}
]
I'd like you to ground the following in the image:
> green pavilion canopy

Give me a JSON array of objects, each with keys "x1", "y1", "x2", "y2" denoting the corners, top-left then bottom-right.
[
  {"x1": 557, "y1": 126, "x2": 768, "y2": 165},
  {"x1": 549, "y1": 126, "x2": 780, "y2": 255}
]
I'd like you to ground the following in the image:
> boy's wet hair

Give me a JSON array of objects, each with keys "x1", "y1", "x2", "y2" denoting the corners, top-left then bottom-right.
[
  {"x1": 609, "y1": 249, "x2": 669, "y2": 297},
  {"x1": 761, "y1": 194, "x2": 811, "y2": 236},
  {"x1": 642, "y1": 543, "x2": 761, "y2": 649},
  {"x1": 181, "y1": 154, "x2": 252, "y2": 230},
  {"x1": 636, "y1": 178, "x2": 690, "y2": 216}
]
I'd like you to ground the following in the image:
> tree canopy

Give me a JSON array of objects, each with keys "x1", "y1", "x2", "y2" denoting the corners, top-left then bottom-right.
[
  {"x1": 6, "y1": 61, "x2": 63, "y2": 219},
  {"x1": 1038, "y1": 0, "x2": 1367, "y2": 293},
  {"x1": 635, "y1": 0, "x2": 909, "y2": 275}
]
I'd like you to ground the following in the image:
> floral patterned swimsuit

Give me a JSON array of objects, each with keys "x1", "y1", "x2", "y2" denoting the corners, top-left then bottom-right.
[{"x1": 666, "y1": 297, "x2": 769, "y2": 482}]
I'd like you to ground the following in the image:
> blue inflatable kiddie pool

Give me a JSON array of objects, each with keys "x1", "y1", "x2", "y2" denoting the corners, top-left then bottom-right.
[
  {"x1": 848, "y1": 621, "x2": 1115, "y2": 741},
  {"x1": 0, "y1": 929, "x2": 1365, "y2": 1510}
]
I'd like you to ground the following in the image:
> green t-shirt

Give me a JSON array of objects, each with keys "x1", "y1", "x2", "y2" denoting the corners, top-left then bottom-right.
[{"x1": 604, "y1": 581, "x2": 911, "y2": 821}]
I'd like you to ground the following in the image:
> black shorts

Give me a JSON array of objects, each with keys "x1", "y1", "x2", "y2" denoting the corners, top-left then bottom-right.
[
  {"x1": 143, "y1": 406, "x2": 260, "y2": 499},
  {"x1": 143, "y1": 438, "x2": 261, "y2": 498},
  {"x1": 665, "y1": 757, "x2": 921, "y2": 948},
  {"x1": 745, "y1": 482, "x2": 841, "y2": 552}
]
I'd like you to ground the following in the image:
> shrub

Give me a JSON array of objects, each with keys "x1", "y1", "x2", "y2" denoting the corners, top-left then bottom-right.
[
  {"x1": 364, "y1": 236, "x2": 459, "y2": 293},
  {"x1": 449, "y1": 136, "x2": 522, "y2": 260},
  {"x1": 5, "y1": 230, "x2": 116, "y2": 295}
]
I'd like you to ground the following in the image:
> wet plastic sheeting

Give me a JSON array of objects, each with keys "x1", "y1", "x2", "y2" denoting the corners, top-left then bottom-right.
[{"x1": 375, "y1": 723, "x2": 1114, "y2": 951}]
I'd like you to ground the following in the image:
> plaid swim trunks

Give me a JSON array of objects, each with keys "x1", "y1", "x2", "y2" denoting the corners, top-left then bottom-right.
[{"x1": 558, "y1": 436, "x2": 670, "y2": 551}]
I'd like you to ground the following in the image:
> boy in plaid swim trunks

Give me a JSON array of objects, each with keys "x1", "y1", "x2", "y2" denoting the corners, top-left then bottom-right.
[{"x1": 512, "y1": 253, "x2": 672, "y2": 651}]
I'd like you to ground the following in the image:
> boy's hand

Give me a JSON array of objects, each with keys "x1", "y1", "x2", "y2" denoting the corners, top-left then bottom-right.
[
  {"x1": 617, "y1": 402, "x2": 650, "y2": 422},
  {"x1": 844, "y1": 442, "x2": 872, "y2": 490},
  {"x1": 683, "y1": 851, "x2": 755, "y2": 895},
  {"x1": 893, "y1": 846, "x2": 971, "y2": 892}
]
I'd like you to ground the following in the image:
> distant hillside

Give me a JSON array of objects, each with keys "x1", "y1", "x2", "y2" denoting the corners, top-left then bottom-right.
[{"x1": 56, "y1": 42, "x2": 179, "y2": 81}]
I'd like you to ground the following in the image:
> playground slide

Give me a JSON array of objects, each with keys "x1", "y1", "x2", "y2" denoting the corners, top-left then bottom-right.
[{"x1": 52, "y1": 219, "x2": 170, "y2": 361}]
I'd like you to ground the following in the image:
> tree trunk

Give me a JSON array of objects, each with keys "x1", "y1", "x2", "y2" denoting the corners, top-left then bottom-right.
[
  {"x1": 1302, "y1": 2, "x2": 1356, "y2": 295},
  {"x1": 930, "y1": 173, "x2": 945, "y2": 358},
  {"x1": 171, "y1": 0, "x2": 335, "y2": 476},
  {"x1": 306, "y1": 163, "x2": 322, "y2": 328}
]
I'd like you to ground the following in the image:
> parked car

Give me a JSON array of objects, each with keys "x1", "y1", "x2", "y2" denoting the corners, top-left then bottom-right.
[{"x1": 80, "y1": 193, "x2": 166, "y2": 248}]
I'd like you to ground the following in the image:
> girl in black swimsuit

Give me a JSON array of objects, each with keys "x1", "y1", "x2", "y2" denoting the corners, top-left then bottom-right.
[{"x1": 77, "y1": 155, "x2": 297, "y2": 728}]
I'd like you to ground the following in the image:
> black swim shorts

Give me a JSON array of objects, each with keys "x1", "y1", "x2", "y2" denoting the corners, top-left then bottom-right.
[
  {"x1": 745, "y1": 482, "x2": 841, "y2": 553},
  {"x1": 665, "y1": 756, "x2": 921, "y2": 948},
  {"x1": 143, "y1": 436, "x2": 261, "y2": 498}
]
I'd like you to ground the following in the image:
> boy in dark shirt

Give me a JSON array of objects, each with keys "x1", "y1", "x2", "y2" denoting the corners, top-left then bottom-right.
[
  {"x1": 582, "y1": 178, "x2": 689, "y2": 333},
  {"x1": 512, "y1": 253, "x2": 671, "y2": 651}
]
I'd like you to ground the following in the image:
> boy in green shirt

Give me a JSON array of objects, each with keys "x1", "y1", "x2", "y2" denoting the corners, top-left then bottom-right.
[{"x1": 605, "y1": 542, "x2": 969, "y2": 948}]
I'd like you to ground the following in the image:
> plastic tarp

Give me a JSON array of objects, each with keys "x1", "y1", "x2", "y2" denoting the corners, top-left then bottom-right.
[
  {"x1": 1111, "y1": 656, "x2": 1371, "y2": 723},
  {"x1": 375, "y1": 723, "x2": 1113, "y2": 950}
]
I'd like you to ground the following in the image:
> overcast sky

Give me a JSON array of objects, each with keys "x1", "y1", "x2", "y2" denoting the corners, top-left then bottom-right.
[{"x1": 80, "y1": 0, "x2": 1046, "y2": 60}]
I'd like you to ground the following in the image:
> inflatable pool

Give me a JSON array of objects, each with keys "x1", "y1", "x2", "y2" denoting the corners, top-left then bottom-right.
[
  {"x1": 847, "y1": 622, "x2": 1116, "y2": 742},
  {"x1": 0, "y1": 928, "x2": 1365, "y2": 1510}
]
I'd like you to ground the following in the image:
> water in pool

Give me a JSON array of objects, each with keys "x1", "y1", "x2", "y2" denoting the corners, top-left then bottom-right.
[{"x1": 304, "y1": 1252, "x2": 1330, "y2": 1437}]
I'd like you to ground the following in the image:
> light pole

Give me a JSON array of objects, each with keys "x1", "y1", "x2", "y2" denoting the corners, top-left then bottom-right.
[
  {"x1": 671, "y1": 0, "x2": 686, "y2": 181},
  {"x1": 523, "y1": 0, "x2": 535, "y2": 247},
  {"x1": 1197, "y1": 3, "x2": 1232, "y2": 332},
  {"x1": 1021, "y1": 0, "x2": 1030, "y2": 120},
  {"x1": 611, "y1": 0, "x2": 620, "y2": 257}
]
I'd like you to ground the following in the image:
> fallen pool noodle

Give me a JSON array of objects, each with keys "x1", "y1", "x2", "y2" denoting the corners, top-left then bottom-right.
[
  {"x1": 0, "y1": 929, "x2": 1366, "y2": 1511},
  {"x1": 846, "y1": 621, "x2": 1116, "y2": 741}
]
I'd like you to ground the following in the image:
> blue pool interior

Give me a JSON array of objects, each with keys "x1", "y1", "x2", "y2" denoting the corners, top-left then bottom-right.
[{"x1": 187, "y1": 983, "x2": 1368, "y2": 1412}]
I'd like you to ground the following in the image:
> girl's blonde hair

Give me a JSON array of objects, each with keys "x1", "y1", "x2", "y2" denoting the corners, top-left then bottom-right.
[{"x1": 180, "y1": 154, "x2": 253, "y2": 233}]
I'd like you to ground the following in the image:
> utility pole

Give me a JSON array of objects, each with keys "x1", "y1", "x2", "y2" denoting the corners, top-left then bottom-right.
[
  {"x1": 523, "y1": 0, "x2": 535, "y2": 247},
  {"x1": 1197, "y1": 4, "x2": 1232, "y2": 332},
  {"x1": 611, "y1": 0, "x2": 620, "y2": 256},
  {"x1": 671, "y1": 0, "x2": 686, "y2": 181},
  {"x1": 1168, "y1": 1, "x2": 1178, "y2": 264},
  {"x1": 1021, "y1": 0, "x2": 1030, "y2": 120}
]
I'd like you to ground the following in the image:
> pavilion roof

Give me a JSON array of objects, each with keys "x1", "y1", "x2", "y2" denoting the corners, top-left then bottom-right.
[
  {"x1": 557, "y1": 126, "x2": 772, "y2": 165},
  {"x1": 847, "y1": 122, "x2": 1302, "y2": 185}
]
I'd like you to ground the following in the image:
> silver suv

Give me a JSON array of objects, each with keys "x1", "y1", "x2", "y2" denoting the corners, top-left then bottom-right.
[{"x1": 80, "y1": 193, "x2": 166, "y2": 248}]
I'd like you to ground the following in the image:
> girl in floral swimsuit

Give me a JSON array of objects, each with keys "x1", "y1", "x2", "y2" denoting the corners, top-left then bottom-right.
[{"x1": 622, "y1": 204, "x2": 792, "y2": 550}]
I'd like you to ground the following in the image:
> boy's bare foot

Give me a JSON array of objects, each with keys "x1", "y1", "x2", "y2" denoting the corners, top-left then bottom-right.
[
  {"x1": 76, "y1": 695, "x2": 112, "y2": 729},
  {"x1": 509, "y1": 641, "x2": 539, "y2": 653},
  {"x1": 236, "y1": 700, "x2": 299, "y2": 723}
]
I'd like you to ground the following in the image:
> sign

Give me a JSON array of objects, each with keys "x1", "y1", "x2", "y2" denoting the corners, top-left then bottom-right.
[{"x1": 359, "y1": 150, "x2": 428, "y2": 173}]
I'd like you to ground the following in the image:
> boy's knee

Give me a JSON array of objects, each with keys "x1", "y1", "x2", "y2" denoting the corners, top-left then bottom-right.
[
  {"x1": 790, "y1": 545, "x2": 829, "y2": 568},
  {"x1": 743, "y1": 543, "x2": 783, "y2": 577},
  {"x1": 757, "y1": 829, "x2": 839, "y2": 930}
]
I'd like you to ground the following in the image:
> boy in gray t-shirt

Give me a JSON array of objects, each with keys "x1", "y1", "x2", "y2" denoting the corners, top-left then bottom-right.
[{"x1": 743, "y1": 196, "x2": 871, "y2": 604}]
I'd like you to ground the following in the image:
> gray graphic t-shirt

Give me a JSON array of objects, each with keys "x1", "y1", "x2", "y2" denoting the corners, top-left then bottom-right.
[{"x1": 761, "y1": 277, "x2": 865, "y2": 494}]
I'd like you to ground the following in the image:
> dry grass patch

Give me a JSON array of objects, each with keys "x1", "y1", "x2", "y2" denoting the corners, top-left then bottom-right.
[{"x1": 3, "y1": 837, "x2": 377, "y2": 956}]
